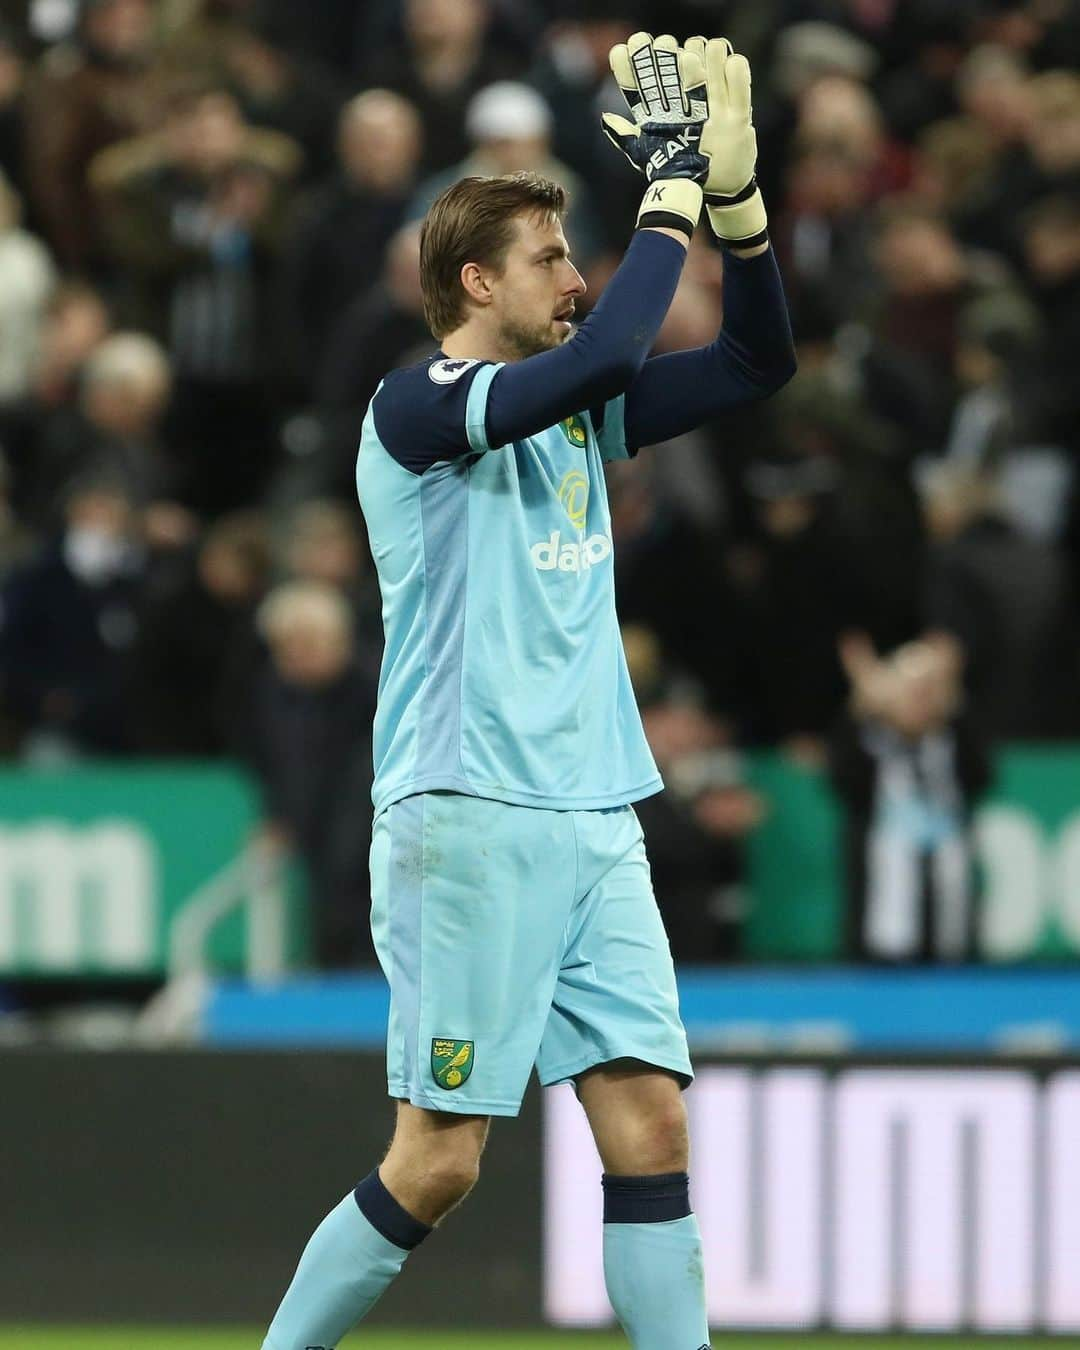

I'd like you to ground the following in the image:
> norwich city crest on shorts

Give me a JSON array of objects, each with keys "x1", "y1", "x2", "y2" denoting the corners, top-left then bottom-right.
[{"x1": 431, "y1": 1038, "x2": 474, "y2": 1090}]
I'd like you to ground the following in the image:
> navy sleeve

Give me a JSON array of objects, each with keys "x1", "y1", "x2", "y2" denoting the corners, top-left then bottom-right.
[
  {"x1": 370, "y1": 357, "x2": 493, "y2": 474},
  {"x1": 621, "y1": 247, "x2": 797, "y2": 453},
  {"x1": 482, "y1": 230, "x2": 687, "y2": 448}
]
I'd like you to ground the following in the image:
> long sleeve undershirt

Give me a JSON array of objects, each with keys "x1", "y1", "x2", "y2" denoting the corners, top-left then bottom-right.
[
  {"x1": 622, "y1": 247, "x2": 796, "y2": 451},
  {"x1": 484, "y1": 235, "x2": 795, "y2": 453}
]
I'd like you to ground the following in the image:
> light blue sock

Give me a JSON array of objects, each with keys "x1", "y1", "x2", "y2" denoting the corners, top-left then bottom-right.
[
  {"x1": 602, "y1": 1173, "x2": 710, "y2": 1350},
  {"x1": 263, "y1": 1170, "x2": 431, "y2": 1350}
]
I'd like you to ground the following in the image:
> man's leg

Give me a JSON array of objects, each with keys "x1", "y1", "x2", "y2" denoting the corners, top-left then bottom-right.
[
  {"x1": 578, "y1": 1061, "x2": 710, "y2": 1350},
  {"x1": 262, "y1": 1103, "x2": 489, "y2": 1350}
]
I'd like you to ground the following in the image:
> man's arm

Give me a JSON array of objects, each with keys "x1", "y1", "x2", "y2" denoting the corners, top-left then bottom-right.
[
  {"x1": 621, "y1": 245, "x2": 796, "y2": 453},
  {"x1": 481, "y1": 32, "x2": 717, "y2": 449},
  {"x1": 482, "y1": 228, "x2": 688, "y2": 449}
]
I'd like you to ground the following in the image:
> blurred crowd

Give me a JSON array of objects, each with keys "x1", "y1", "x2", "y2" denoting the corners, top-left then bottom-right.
[{"x1": 0, "y1": 0, "x2": 1077, "y2": 965}]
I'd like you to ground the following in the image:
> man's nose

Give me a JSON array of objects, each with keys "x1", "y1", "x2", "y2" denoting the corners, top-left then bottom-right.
[{"x1": 567, "y1": 265, "x2": 587, "y2": 297}]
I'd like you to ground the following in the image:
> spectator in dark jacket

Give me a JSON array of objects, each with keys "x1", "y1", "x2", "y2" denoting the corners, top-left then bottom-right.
[
  {"x1": 299, "y1": 223, "x2": 432, "y2": 502},
  {"x1": 92, "y1": 83, "x2": 302, "y2": 513},
  {"x1": 278, "y1": 90, "x2": 422, "y2": 395},
  {"x1": 246, "y1": 581, "x2": 376, "y2": 967},
  {"x1": 829, "y1": 631, "x2": 992, "y2": 963},
  {"x1": 134, "y1": 509, "x2": 270, "y2": 754},
  {"x1": 376, "y1": 0, "x2": 522, "y2": 173},
  {"x1": 27, "y1": 331, "x2": 179, "y2": 528},
  {"x1": 23, "y1": 0, "x2": 167, "y2": 270},
  {"x1": 0, "y1": 473, "x2": 144, "y2": 758}
]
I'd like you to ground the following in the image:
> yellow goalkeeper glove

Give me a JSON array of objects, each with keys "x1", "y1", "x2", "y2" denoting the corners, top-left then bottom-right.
[
  {"x1": 683, "y1": 36, "x2": 769, "y2": 249},
  {"x1": 601, "y1": 32, "x2": 709, "y2": 239}
]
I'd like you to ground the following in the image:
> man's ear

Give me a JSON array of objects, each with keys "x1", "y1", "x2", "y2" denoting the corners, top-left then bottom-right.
[{"x1": 459, "y1": 261, "x2": 494, "y2": 308}]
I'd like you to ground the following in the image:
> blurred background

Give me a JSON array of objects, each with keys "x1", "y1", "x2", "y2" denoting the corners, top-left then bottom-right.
[{"x1": 0, "y1": 0, "x2": 1079, "y2": 1339}]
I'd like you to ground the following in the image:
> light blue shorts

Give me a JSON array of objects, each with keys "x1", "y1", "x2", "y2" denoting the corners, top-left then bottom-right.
[{"x1": 369, "y1": 791, "x2": 692, "y2": 1116}]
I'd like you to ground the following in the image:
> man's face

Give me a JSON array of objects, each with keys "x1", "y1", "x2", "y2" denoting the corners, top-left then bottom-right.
[
  {"x1": 86, "y1": 0, "x2": 152, "y2": 60},
  {"x1": 485, "y1": 212, "x2": 586, "y2": 360}
]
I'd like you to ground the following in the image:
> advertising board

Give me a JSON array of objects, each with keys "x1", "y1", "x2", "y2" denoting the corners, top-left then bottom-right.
[{"x1": 545, "y1": 1063, "x2": 1080, "y2": 1334}]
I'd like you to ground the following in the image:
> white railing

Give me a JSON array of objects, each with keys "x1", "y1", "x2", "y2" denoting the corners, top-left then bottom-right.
[
  {"x1": 137, "y1": 849, "x2": 292, "y2": 1043},
  {"x1": 168, "y1": 848, "x2": 290, "y2": 981}
]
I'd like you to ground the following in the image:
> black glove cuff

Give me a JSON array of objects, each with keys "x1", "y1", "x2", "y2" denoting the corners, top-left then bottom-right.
[
  {"x1": 719, "y1": 225, "x2": 771, "y2": 251},
  {"x1": 704, "y1": 175, "x2": 759, "y2": 207},
  {"x1": 636, "y1": 211, "x2": 696, "y2": 239}
]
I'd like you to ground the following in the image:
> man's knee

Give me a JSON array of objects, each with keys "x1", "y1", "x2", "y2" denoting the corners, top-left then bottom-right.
[
  {"x1": 381, "y1": 1107, "x2": 489, "y2": 1223},
  {"x1": 631, "y1": 1094, "x2": 689, "y2": 1173},
  {"x1": 579, "y1": 1067, "x2": 690, "y2": 1175},
  {"x1": 417, "y1": 1143, "x2": 483, "y2": 1208}
]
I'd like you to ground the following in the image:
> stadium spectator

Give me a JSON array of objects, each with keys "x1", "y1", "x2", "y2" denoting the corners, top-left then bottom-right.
[
  {"x1": 0, "y1": 169, "x2": 55, "y2": 404},
  {"x1": 134, "y1": 508, "x2": 270, "y2": 754},
  {"x1": 725, "y1": 448, "x2": 869, "y2": 753},
  {"x1": 795, "y1": 74, "x2": 912, "y2": 202},
  {"x1": 409, "y1": 80, "x2": 605, "y2": 271},
  {"x1": 279, "y1": 90, "x2": 423, "y2": 394},
  {"x1": 277, "y1": 500, "x2": 383, "y2": 691},
  {"x1": 25, "y1": 332, "x2": 178, "y2": 530},
  {"x1": 635, "y1": 683, "x2": 764, "y2": 962},
  {"x1": 0, "y1": 473, "x2": 144, "y2": 758},
  {"x1": 0, "y1": 280, "x2": 111, "y2": 521},
  {"x1": 220, "y1": 16, "x2": 343, "y2": 183},
  {"x1": 526, "y1": 2, "x2": 644, "y2": 248},
  {"x1": 829, "y1": 631, "x2": 992, "y2": 962},
  {"x1": 609, "y1": 461, "x2": 738, "y2": 718},
  {"x1": 920, "y1": 462, "x2": 1079, "y2": 739},
  {"x1": 870, "y1": 201, "x2": 1018, "y2": 386},
  {"x1": 876, "y1": 3, "x2": 968, "y2": 140},
  {"x1": 245, "y1": 581, "x2": 376, "y2": 967},
  {"x1": 23, "y1": 0, "x2": 166, "y2": 270},
  {"x1": 961, "y1": 64, "x2": 1080, "y2": 259},
  {"x1": 91, "y1": 83, "x2": 302, "y2": 513},
  {"x1": 773, "y1": 140, "x2": 879, "y2": 338},
  {"x1": 306, "y1": 223, "x2": 432, "y2": 501},
  {"x1": 911, "y1": 116, "x2": 998, "y2": 231},
  {"x1": 940, "y1": 289, "x2": 1074, "y2": 544},
  {"x1": 376, "y1": 0, "x2": 523, "y2": 173},
  {"x1": 955, "y1": 44, "x2": 1033, "y2": 154},
  {"x1": 1022, "y1": 196, "x2": 1080, "y2": 461}
]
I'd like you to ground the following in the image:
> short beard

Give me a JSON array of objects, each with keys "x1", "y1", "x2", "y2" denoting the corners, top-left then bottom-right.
[{"x1": 497, "y1": 315, "x2": 570, "y2": 360}]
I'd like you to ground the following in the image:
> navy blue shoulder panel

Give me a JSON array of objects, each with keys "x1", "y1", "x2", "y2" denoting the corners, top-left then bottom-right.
[
  {"x1": 589, "y1": 402, "x2": 607, "y2": 434},
  {"x1": 371, "y1": 356, "x2": 492, "y2": 475}
]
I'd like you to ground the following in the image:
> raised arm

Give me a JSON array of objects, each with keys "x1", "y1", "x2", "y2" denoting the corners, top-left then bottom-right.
[
  {"x1": 481, "y1": 33, "x2": 718, "y2": 449},
  {"x1": 618, "y1": 33, "x2": 797, "y2": 451},
  {"x1": 621, "y1": 244, "x2": 796, "y2": 452}
]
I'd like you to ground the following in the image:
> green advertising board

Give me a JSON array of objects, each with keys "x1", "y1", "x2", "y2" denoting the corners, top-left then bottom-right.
[
  {"x1": 0, "y1": 764, "x2": 306, "y2": 976},
  {"x1": 1, "y1": 750, "x2": 1078, "y2": 976}
]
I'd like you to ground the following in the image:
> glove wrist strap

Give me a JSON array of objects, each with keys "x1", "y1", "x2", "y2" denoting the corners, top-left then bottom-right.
[
  {"x1": 636, "y1": 180, "x2": 703, "y2": 239},
  {"x1": 705, "y1": 187, "x2": 768, "y2": 248}
]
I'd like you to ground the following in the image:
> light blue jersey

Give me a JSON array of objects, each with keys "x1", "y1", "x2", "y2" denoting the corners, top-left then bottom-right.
[{"x1": 356, "y1": 353, "x2": 663, "y2": 817}]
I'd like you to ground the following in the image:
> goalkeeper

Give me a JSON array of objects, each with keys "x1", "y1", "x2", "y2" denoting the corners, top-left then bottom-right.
[{"x1": 264, "y1": 34, "x2": 794, "y2": 1350}]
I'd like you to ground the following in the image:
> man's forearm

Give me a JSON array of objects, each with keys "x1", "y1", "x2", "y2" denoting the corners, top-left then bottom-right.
[
  {"x1": 622, "y1": 246, "x2": 796, "y2": 452},
  {"x1": 484, "y1": 230, "x2": 687, "y2": 448}
]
